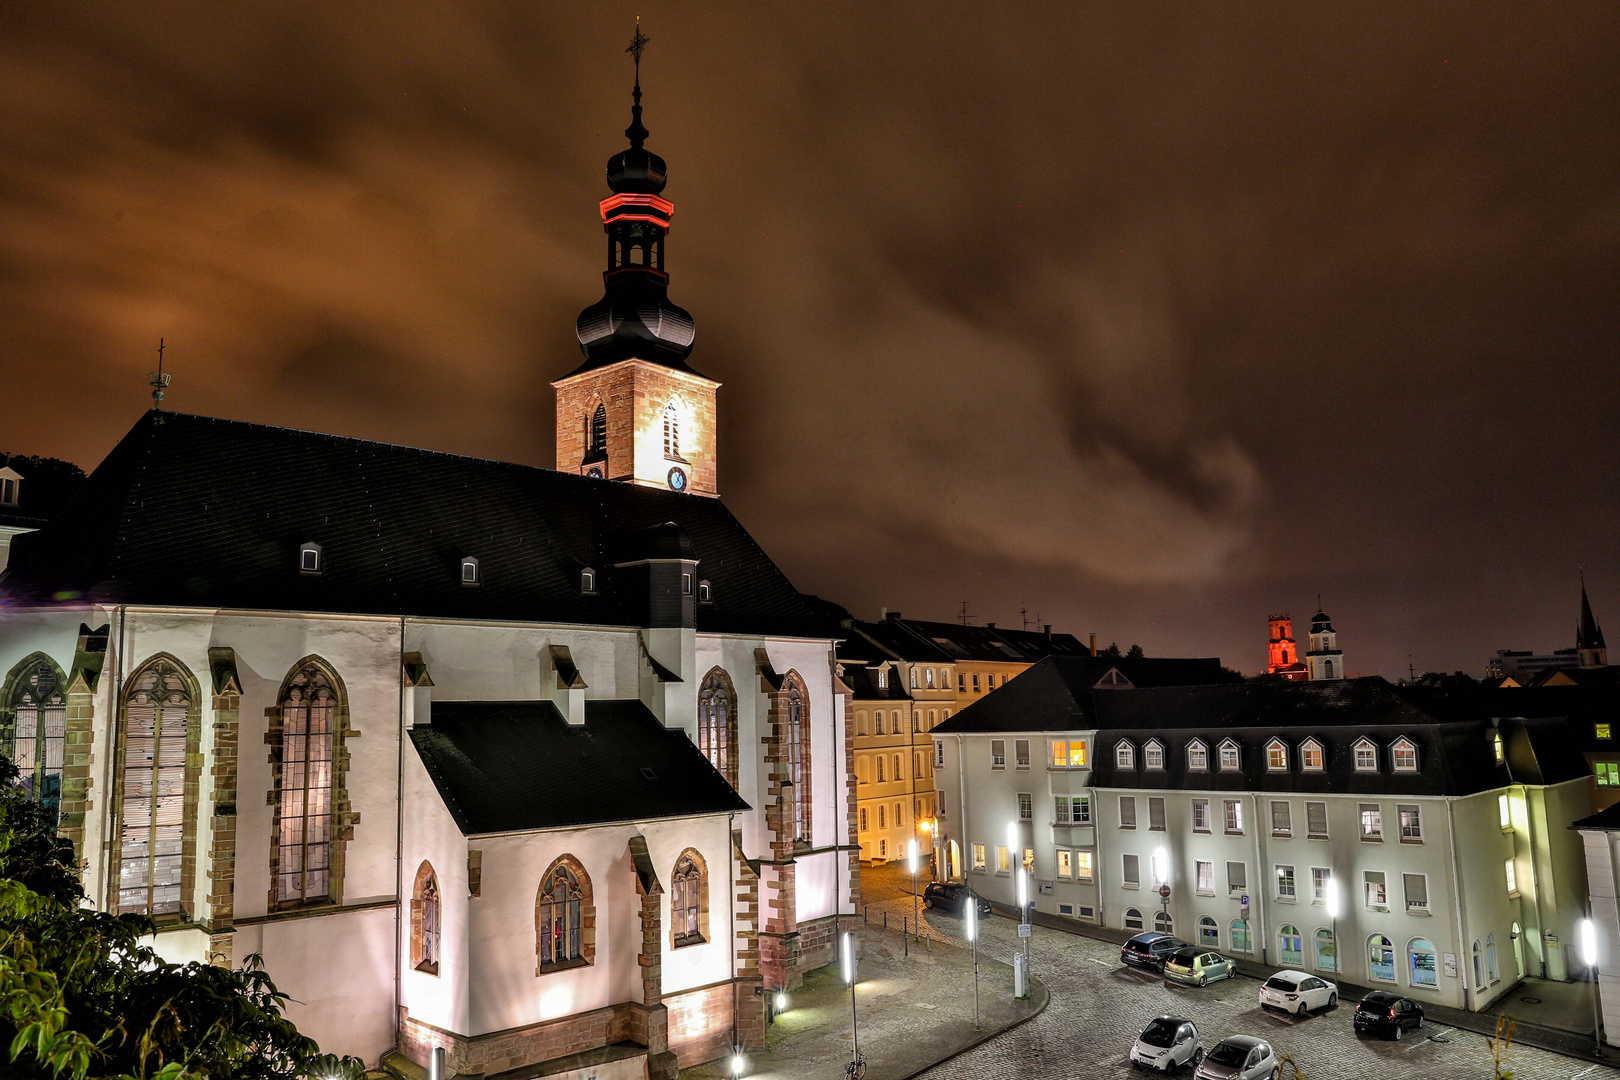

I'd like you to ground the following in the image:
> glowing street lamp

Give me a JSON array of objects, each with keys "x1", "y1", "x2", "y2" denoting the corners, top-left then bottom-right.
[
  {"x1": 1582, "y1": 917, "x2": 1604, "y2": 1054},
  {"x1": 730, "y1": 1051, "x2": 745, "y2": 1079},
  {"x1": 908, "y1": 837, "x2": 922, "y2": 943},
  {"x1": 964, "y1": 883, "x2": 981, "y2": 1029},
  {"x1": 842, "y1": 931, "x2": 864, "y2": 1075}
]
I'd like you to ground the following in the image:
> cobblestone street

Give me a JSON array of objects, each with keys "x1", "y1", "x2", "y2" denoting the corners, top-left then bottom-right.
[{"x1": 856, "y1": 864, "x2": 1614, "y2": 1080}]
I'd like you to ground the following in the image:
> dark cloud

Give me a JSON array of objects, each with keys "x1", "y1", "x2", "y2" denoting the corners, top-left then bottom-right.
[{"x1": 0, "y1": 2, "x2": 1615, "y2": 675}]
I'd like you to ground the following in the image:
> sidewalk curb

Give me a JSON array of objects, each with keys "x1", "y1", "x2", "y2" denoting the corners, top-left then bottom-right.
[
  {"x1": 894, "y1": 972, "x2": 1051, "y2": 1080},
  {"x1": 1008, "y1": 904, "x2": 1620, "y2": 1072}
]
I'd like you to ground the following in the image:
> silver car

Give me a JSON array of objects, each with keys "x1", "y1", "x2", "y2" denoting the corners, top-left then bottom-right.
[
  {"x1": 1130, "y1": 1016, "x2": 1204, "y2": 1072},
  {"x1": 1193, "y1": 1035, "x2": 1279, "y2": 1080}
]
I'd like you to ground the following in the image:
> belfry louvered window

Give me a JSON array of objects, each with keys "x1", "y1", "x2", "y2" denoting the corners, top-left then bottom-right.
[
  {"x1": 117, "y1": 660, "x2": 192, "y2": 916},
  {"x1": 277, "y1": 666, "x2": 336, "y2": 906},
  {"x1": 663, "y1": 400, "x2": 680, "y2": 459},
  {"x1": 10, "y1": 660, "x2": 66, "y2": 822},
  {"x1": 587, "y1": 404, "x2": 607, "y2": 462}
]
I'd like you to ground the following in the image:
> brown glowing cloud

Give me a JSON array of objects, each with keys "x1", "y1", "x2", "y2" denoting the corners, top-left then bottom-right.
[{"x1": 0, "y1": 3, "x2": 1615, "y2": 675}]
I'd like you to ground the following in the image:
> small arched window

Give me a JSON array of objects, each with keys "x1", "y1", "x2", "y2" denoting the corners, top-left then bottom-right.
[
  {"x1": 581, "y1": 567, "x2": 596, "y2": 594},
  {"x1": 1472, "y1": 939, "x2": 1484, "y2": 990},
  {"x1": 1279, "y1": 925, "x2": 1303, "y2": 966},
  {"x1": 698, "y1": 579, "x2": 712, "y2": 603},
  {"x1": 1199, "y1": 915, "x2": 1220, "y2": 948},
  {"x1": 1368, "y1": 934, "x2": 1396, "y2": 982},
  {"x1": 1123, "y1": 907, "x2": 1144, "y2": 931},
  {"x1": 537, "y1": 856, "x2": 592, "y2": 971},
  {"x1": 460, "y1": 556, "x2": 480, "y2": 586},
  {"x1": 1231, "y1": 919, "x2": 1253, "y2": 953},
  {"x1": 412, "y1": 862, "x2": 441, "y2": 975},
  {"x1": 671, "y1": 850, "x2": 707, "y2": 948},
  {"x1": 698, "y1": 668, "x2": 737, "y2": 787},
  {"x1": 925, "y1": 668, "x2": 935, "y2": 688},
  {"x1": 662, "y1": 400, "x2": 681, "y2": 459},
  {"x1": 1486, "y1": 934, "x2": 1498, "y2": 983},
  {"x1": 299, "y1": 541, "x2": 322, "y2": 574},
  {"x1": 1315, "y1": 928, "x2": 1337, "y2": 972},
  {"x1": 1154, "y1": 911, "x2": 1173, "y2": 933},
  {"x1": 1409, "y1": 937, "x2": 1439, "y2": 987}
]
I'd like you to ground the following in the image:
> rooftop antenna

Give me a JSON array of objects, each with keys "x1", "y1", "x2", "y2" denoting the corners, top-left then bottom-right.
[
  {"x1": 958, "y1": 600, "x2": 974, "y2": 626},
  {"x1": 1019, "y1": 602, "x2": 1034, "y2": 632},
  {"x1": 1407, "y1": 655, "x2": 1416, "y2": 682},
  {"x1": 148, "y1": 338, "x2": 171, "y2": 411}
]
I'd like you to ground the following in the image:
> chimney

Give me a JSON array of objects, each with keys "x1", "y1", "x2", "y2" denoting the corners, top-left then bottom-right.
[
  {"x1": 987, "y1": 622, "x2": 996, "y2": 630},
  {"x1": 1044, "y1": 624, "x2": 1052, "y2": 638},
  {"x1": 886, "y1": 610, "x2": 902, "y2": 621},
  {"x1": 879, "y1": 607, "x2": 887, "y2": 619},
  {"x1": 1089, "y1": 634, "x2": 1097, "y2": 657}
]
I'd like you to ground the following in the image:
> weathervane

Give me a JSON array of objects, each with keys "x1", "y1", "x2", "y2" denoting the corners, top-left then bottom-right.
[
  {"x1": 623, "y1": 17, "x2": 652, "y2": 149},
  {"x1": 626, "y1": 17, "x2": 650, "y2": 79},
  {"x1": 149, "y1": 338, "x2": 172, "y2": 411}
]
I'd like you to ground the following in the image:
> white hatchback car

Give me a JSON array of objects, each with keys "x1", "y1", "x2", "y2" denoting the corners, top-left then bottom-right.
[
  {"x1": 1130, "y1": 1015, "x2": 1204, "y2": 1072},
  {"x1": 1258, "y1": 969, "x2": 1337, "y2": 1016}
]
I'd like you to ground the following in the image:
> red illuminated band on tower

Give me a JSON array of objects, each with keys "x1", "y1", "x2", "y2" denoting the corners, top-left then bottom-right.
[{"x1": 600, "y1": 193, "x2": 675, "y2": 227}]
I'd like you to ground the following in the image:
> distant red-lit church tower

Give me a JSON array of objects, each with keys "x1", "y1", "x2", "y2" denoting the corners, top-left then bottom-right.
[{"x1": 1267, "y1": 615, "x2": 1309, "y2": 681}]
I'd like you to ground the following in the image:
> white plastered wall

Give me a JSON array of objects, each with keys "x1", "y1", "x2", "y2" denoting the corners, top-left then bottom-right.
[{"x1": 400, "y1": 737, "x2": 471, "y2": 1036}]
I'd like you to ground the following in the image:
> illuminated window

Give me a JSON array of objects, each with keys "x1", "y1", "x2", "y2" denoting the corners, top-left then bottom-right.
[
  {"x1": 1223, "y1": 799, "x2": 1243, "y2": 834},
  {"x1": 1056, "y1": 849, "x2": 1073, "y2": 878},
  {"x1": 275, "y1": 663, "x2": 340, "y2": 907},
  {"x1": 586, "y1": 403, "x2": 607, "y2": 462},
  {"x1": 698, "y1": 668, "x2": 737, "y2": 787},
  {"x1": 1115, "y1": 741, "x2": 1136, "y2": 770},
  {"x1": 1266, "y1": 739, "x2": 1288, "y2": 771},
  {"x1": 537, "y1": 857, "x2": 592, "y2": 970},
  {"x1": 1358, "y1": 803, "x2": 1383, "y2": 841},
  {"x1": 1493, "y1": 732, "x2": 1504, "y2": 763},
  {"x1": 412, "y1": 862, "x2": 441, "y2": 975},
  {"x1": 972, "y1": 843, "x2": 986, "y2": 872},
  {"x1": 1398, "y1": 804, "x2": 1422, "y2": 842},
  {"x1": 116, "y1": 657, "x2": 199, "y2": 917},
  {"x1": 1300, "y1": 738, "x2": 1324, "y2": 771},
  {"x1": 1598, "y1": 762, "x2": 1620, "y2": 787},
  {"x1": 1218, "y1": 739, "x2": 1241, "y2": 771},
  {"x1": 1187, "y1": 739, "x2": 1209, "y2": 771},
  {"x1": 785, "y1": 677, "x2": 810, "y2": 843},
  {"x1": 926, "y1": 668, "x2": 935, "y2": 688},
  {"x1": 1505, "y1": 859, "x2": 1519, "y2": 896},
  {"x1": 7, "y1": 657, "x2": 66, "y2": 823},
  {"x1": 1498, "y1": 793, "x2": 1511, "y2": 829},
  {"x1": 1144, "y1": 740, "x2": 1164, "y2": 770},
  {"x1": 1276, "y1": 864, "x2": 1296, "y2": 899},
  {"x1": 996, "y1": 845, "x2": 1011, "y2": 873},
  {"x1": 1353, "y1": 738, "x2": 1378, "y2": 772},
  {"x1": 1599, "y1": 724, "x2": 1613, "y2": 740},
  {"x1": 1075, "y1": 851, "x2": 1094, "y2": 882},
  {"x1": 1391, "y1": 739, "x2": 1417, "y2": 772},
  {"x1": 671, "y1": 851, "x2": 706, "y2": 947},
  {"x1": 1196, "y1": 861, "x2": 1214, "y2": 895}
]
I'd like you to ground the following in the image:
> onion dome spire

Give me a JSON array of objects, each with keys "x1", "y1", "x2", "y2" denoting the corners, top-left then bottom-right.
[{"x1": 572, "y1": 19, "x2": 698, "y2": 375}]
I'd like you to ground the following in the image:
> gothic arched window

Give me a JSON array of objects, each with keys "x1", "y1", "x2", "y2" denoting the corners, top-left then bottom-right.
[
  {"x1": 537, "y1": 856, "x2": 594, "y2": 971},
  {"x1": 662, "y1": 400, "x2": 681, "y2": 459},
  {"x1": 5, "y1": 656, "x2": 66, "y2": 821},
  {"x1": 698, "y1": 668, "x2": 737, "y2": 787},
  {"x1": 784, "y1": 675, "x2": 811, "y2": 845},
  {"x1": 412, "y1": 861, "x2": 441, "y2": 975},
  {"x1": 671, "y1": 849, "x2": 707, "y2": 948},
  {"x1": 274, "y1": 662, "x2": 341, "y2": 907},
  {"x1": 115, "y1": 656, "x2": 199, "y2": 917},
  {"x1": 586, "y1": 403, "x2": 607, "y2": 463}
]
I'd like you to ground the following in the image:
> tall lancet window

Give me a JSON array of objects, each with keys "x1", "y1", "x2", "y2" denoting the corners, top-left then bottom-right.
[
  {"x1": 784, "y1": 674, "x2": 811, "y2": 845},
  {"x1": 663, "y1": 400, "x2": 680, "y2": 459},
  {"x1": 276, "y1": 664, "x2": 337, "y2": 906},
  {"x1": 8, "y1": 658, "x2": 66, "y2": 822},
  {"x1": 116, "y1": 657, "x2": 197, "y2": 916},
  {"x1": 412, "y1": 862, "x2": 441, "y2": 975},
  {"x1": 698, "y1": 668, "x2": 737, "y2": 787},
  {"x1": 537, "y1": 856, "x2": 593, "y2": 971},
  {"x1": 586, "y1": 403, "x2": 607, "y2": 463}
]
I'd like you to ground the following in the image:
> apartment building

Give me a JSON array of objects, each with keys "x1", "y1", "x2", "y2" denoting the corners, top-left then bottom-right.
[{"x1": 933, "y1": 656, "x2": 1598, "y2": 1013}]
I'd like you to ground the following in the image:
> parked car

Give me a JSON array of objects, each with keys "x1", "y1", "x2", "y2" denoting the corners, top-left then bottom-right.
[
  {"x1": 1353, "y1": 990, "x2": 1425, "y2": 1040},
  {"x1": 1130, "y1": 1015, "x2": 1204, "y2": 1072},
  {"x1": 1121, "y1": 932, "x2": 1191, "y2": 972},
  {"x1": 921, "y1": 881, "x2": 991, "y2": 917},
  {"x1": 1193, "y1": 1035, "x2": 1279, "y2": 1080},
  {"x1": 1258, "y1": 969, "x2": 1338, "y2": 1016},
  {"x1": 1162, "y1": 946, "x2": 1237, "y2": 987}
]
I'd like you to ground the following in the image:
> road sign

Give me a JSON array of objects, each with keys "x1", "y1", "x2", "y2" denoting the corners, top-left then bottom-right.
[
  {"x1": 1159, "y1": 884, "x2": 1171, "y2": 899},
  {"x1": 1240, "y1": 894, "x2": 1250, "y2": 906},
  {"x1": 1019, "y1": 924, "x2": 1032, "y2": 937}
]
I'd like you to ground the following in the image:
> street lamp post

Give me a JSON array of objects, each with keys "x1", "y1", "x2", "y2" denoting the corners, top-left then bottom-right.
[
  {"x1": 909, "y1": 838, "x2": 920, "y2": 943},
  {"x1": 843, "y1": 931, "x2": 864, "y2": 1075},
  {"x1": 964, "y1": 886, "x2": 981, "y2": 1029},
  {"x1": 1009, "y1": 821, "x2": 1031, "y2": 981},
  {"x1": 1583, "y1": 917, "x2": 1604, "y2": 1055},
  {"x1": 1325, "y1": 876, "x2": 1341, "y2": 977}
]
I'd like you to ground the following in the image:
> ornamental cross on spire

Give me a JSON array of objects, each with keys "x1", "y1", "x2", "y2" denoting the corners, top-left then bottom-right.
[{"x1": 627, "y1": 19, "x2": 650, "y2": 82}]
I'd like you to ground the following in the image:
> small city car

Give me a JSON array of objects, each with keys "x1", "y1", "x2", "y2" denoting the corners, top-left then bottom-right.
[
  {"x1": 1353, "y1": 990, "x2": 1425, "y2": 1040},
  {"x1": 1121, "y1": 932, "x2": 1191, "y2": 973},
  {"x1": 921, "y1": 881, "x2": 991, "y2": 917},
  {"x1": 1130, "y1": 1016, "x2": 1204, "y2": 1072},
  {"x1": 1193, "y1": 1035, "x2": 1279, "y2": 1080},
  {"x1": 1258, "y1": 969, "x2": 1338, "y2": 1016},
  {"x1": 1162, "y1": 947, "x2": 1237, "y2": 987}
]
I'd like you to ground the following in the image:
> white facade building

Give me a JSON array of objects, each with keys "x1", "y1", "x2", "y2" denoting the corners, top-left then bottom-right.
[{"x1": 934, "y1": 656, "x2": 1596, "y2": 1013}]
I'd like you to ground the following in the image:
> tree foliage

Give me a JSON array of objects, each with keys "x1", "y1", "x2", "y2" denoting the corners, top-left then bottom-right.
[{"x1": 0, "y1": 757, "x2": 362, "y2": 1079}]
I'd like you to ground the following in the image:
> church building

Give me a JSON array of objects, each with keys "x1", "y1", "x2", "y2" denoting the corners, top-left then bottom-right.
[{"x1": 0, "y1": 42, "x2": 856, "y2": 1079}]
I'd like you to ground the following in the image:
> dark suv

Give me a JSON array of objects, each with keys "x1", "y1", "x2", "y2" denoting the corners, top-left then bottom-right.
[
  {"x1": 1121, "y1": 931, "x2": 1190, "y2": 972},
  {"x1": 922, "y1": 882, "x2": 991, "y2": 917}
]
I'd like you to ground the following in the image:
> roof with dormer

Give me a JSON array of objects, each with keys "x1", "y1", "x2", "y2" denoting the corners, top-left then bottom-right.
[{"x1": 0, "y1": 411, "x2": 828, "y2": 638}]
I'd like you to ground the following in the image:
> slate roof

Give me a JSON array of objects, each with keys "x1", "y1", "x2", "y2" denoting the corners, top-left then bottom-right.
[
  {"x1": 410, "y1": 698, "x2": 750, "y2": 834},
  {"x1": 1572, "y1": 802, "x2": 1620, "y2": 832},
  {"x1": 0, "y1": 411, "x2": 827, "y2": 638},
  {"x1": 935, "y1": 662, "x2": 1592, "y2": 797},
  {"x1": 843, "y1": 616, "x2": 1091, "y2": 665},
  {"x1": 837, "y1": 661, "x2": 911, "y2": 702}
]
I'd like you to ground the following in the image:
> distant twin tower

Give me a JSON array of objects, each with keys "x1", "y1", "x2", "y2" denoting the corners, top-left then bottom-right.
[{"x1": 1266, "y1": 608, "x2": 1343, "y2": 681}]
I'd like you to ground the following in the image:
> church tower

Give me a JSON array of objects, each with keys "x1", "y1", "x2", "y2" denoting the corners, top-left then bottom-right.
[
  {"x1": 1305, "y1": 605, "x2": 1345, "y2": 681},
  {"x1": 553, "y1": 30, "x2": 720, "y2": 497},
  {"x1": 1266, "y1": 615, "x2": 1308, "y2": 681},
  {"x1": 1578, "y1": 578, "x2": 1608, "y2": 668}
]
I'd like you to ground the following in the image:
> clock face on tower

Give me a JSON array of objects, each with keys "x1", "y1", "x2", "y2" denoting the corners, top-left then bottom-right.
[
  {"x1": 667, "y1": 466, "x2": 688, "y2": 493},
  {"x1": 584, "y1": 466, "x2": 604, "y2": 480}
]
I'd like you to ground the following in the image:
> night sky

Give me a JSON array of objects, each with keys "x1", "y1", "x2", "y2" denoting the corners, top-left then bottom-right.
[{"x1": 1, "y1": 4, "x2": 1615, "y2": 677}]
